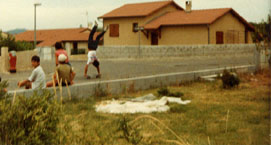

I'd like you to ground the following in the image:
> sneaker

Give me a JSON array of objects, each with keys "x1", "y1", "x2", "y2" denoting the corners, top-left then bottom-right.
[
  {"x1": 94, "y1": 20, "x2": 98, "y2": 26},
  {"x1": 86, "y1": 75, "x2": 91, "y2": 79},
  {"x1": 96, "y1": 74, "x2": 101, "y2": 78}
]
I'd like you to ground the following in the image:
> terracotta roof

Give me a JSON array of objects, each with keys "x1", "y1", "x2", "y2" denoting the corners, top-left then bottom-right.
[
  {"x1": 144, "y1": 8, "x2": 254, "y2": 31},
  {"x1": 15, "y1": 28, "x2": 101, "y2": 47},
  {"x1": 99, "y1": 1, "x2": 183, "y2": 19}
]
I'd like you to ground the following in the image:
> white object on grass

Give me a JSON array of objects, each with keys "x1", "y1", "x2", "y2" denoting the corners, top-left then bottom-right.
[{"x1": 95, "y1": 94, "x2": 191, "y2": 114}]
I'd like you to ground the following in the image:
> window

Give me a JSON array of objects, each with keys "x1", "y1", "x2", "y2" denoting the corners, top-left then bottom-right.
[
  {"x1": 133, "y1": 23, "x2": 138, "y2": 32},
  {"x1": 110, "y1": 24, "x2": 119, "y2": 37},
  {"x1": 216, "y1": 31, "x2": 224, "y2": 44}
]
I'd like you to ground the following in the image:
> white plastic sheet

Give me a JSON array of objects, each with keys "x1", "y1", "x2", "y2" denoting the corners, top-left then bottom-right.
[{"x1": 95, "y1": 94, "x2": 191, "y2": 114}]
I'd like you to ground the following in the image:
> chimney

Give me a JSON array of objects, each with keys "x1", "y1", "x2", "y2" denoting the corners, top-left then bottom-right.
[{"x1": 185, "y1": 0, "x2": 192, "y2": 13}]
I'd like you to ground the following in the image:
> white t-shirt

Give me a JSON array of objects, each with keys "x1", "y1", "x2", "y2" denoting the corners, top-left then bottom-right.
[
  {"x1": 28, "y1": 66, "x2": 46, "y2": 89},
  {"x1": 87, "y1": 50, "x2": 98, "y2": 65}
]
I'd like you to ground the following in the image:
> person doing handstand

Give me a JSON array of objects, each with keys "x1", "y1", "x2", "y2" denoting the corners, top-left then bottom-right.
[{"x1": 84, "y1": 21, "x2": 108, "y2": 79}]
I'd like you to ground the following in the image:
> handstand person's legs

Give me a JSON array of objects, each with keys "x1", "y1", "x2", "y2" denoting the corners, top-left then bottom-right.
[
  {"x1": 88, "y1": 25, "x2": 98, "y2": 48},
  {"x1": 95, "y1": 30, "x2": 106, "y2": 43}
]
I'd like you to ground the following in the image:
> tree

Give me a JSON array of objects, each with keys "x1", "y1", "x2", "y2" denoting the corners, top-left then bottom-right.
[{"x1": 0, "y1": 33, "x2": 34, "y2": 51}]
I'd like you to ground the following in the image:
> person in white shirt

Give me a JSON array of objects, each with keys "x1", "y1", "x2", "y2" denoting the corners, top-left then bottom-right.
[{"x1": 18, "y1": 55, "x2": 46, "y2": 89}]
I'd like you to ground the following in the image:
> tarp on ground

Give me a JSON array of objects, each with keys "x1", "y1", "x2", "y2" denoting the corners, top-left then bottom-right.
[{"x1": 95, "y1": 94, "x2": 191, "y2": 114}]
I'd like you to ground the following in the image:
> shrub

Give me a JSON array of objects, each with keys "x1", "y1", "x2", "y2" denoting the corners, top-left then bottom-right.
[
  {"x1": 117, "y1": 117, "x2": 143, "y2": 145},
  {"x1": 157, "y1": 87, "x2": 184, "y2": 97},
  {"x1": 157, "y1": 87, "x2": 170, "y2": 96},
  {"x1": 0, "y1": 83, "x2": 61, "y2": 145},
  {"x1": 221, "y1": 69, "x2": 240, "y2": 89}
]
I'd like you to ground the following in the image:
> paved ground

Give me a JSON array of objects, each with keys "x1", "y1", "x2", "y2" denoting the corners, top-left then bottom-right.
[{"x1": 0, "y1": 55, "x2": 254, "y2": 91}]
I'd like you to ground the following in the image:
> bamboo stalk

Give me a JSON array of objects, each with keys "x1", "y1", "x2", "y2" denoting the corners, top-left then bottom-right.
[
  {"x1": 65, "y1": 80, "x2": 72, "y2": 100},
  {"x1": 131, "y1": 115, "x2": 187, "y2": 144},
  {"x1": 226, "y1": 109, "x2": 230, "y2": 133},
  {"x1": 208, "y1": 136, "x2": 211, "y2": 145},
  {"x1": 12, "y1": 90, "x2": 17, "y2": 105},
  {"x1": 59, "y1": 79, "x2": 63, "y2": 104},
  {"x1": 52, "y1": 75, "x2": 57, "y2": 100}
]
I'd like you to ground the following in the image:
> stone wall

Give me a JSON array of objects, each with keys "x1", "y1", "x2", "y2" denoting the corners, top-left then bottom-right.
[
  {"x1": 16, "y1": 50, "x2": 38, "y2": 71},
  {"x1": 97, "y1": 44, "x2": 256, "y2": 59},
  {"x1": 0, "y1": 47, "x2": 38, "y2": 73}
]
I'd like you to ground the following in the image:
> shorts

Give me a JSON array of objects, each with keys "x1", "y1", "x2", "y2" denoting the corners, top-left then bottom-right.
[
  {"x1": 93, "y1": 60, "x2": 100, "y2": 67},
  {"x1": 56, "y1": 82, "x2": 71, "y2": 86}
]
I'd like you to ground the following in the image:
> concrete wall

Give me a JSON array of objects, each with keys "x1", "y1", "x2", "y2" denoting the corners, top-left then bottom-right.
[
  {"x1": 210, "y1": 12, "x2": 249, "y2": 44},
  {"x1": 0, "y1": 47, "x2": 38, "y2": 73},
  {"x1": 103, "y1": 4, "x2": 179, "y2": 46},
  {"x1": 0, "y1": 47, "x2": 9, "y2": 73},
  {"x1": 15, "y1": 50, "x2": 38, "y2": 71},
  {"x1": 159, "y1": 25, "x2": 208, "y2": 45},
  {"x1": 96, "y1": 44, "x2": 255, "y2": 59}
]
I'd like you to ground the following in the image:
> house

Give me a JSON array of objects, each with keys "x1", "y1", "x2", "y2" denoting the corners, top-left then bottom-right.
[
  {"x1": 0, "y1": 31, "x2": 9, "y2": 38},
  {"x1": 15, "y1": 27, "x2": 102, "y2": 56},
  {"x1": 99, "y1": 0, "x2": 254, "y2": 45}
]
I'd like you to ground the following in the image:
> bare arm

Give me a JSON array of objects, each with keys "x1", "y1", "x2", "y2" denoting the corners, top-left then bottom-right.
[
  {"x1": 84, "y1": 64, "x2": 88, "y2": 77},
  {"x1": 18, "y1": 80, "x2": 30, "y2": 88}
]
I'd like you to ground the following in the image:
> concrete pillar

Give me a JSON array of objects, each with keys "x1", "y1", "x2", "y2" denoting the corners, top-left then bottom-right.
[
  {"x1": 254, "y1": 45, "x2": 261, "y2": 70},
  {"x1": 65, "y1": 42, "x2": 71, "y2": 58},
  {"x1": 0, "y1": 47, "x2": 9, "y2": 73}
]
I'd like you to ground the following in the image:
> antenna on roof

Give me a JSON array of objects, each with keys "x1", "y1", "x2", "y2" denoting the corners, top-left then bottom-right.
[{"x1": 86, "y1": 11, "x2": 89, "y2": 28}]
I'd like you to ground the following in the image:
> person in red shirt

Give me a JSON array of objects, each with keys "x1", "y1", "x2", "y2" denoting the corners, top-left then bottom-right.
[{"x1": 55, "y1": 42, "x2": 69, "y2": 66}]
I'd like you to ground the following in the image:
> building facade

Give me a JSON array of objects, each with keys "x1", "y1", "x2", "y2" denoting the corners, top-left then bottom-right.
[{"x1": 99, "y1": 1, "x2": 254, "y2": 46}]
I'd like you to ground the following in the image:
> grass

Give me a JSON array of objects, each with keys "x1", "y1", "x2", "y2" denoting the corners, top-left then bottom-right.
[{"x1": 61, "y1": 69, "x2": 270, "y2": 145}]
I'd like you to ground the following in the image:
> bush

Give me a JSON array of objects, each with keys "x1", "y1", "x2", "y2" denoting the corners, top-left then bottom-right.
[
  {"x1": 0, "y1": 83, "x2": 61, "y2": 145},
  {"x1": 157, "y1": 87, "x2": 184, "y2": 97},
  {"x1": 221, "y1": 69, "x2": 240, "y2": 89}
]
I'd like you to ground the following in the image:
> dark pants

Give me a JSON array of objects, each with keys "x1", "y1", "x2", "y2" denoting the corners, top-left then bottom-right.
[{"x1": 88, "y1": 25, "x2": 106, "y2": 50}]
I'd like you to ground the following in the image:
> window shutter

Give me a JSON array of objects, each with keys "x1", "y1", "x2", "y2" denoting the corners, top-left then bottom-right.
[
  {"x1": 110, "y1": 24, "x2": 119, "y2": 37},
  {"x1": 216, "y1": 31, "x2": 224, "y2": 44}
]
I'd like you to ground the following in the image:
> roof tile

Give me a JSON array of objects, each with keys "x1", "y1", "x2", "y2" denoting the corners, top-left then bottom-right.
[
  {"x1": 15, "y1": 28, "x2": 101, "y2": 47},
  {"x1": 144, "y1": 8, "x2": 254, "y2": 31},
  {"x1": 99, "y1": 1, "x2": 183, "y2": 18}
]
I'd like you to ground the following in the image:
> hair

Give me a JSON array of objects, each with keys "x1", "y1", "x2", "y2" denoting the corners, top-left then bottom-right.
[
  {"x1": 31, "y1": 55, "x2": 40, "y2": 63},
  {"x1": 55, "y1": 42, "x2": 63, "y2": 50}
]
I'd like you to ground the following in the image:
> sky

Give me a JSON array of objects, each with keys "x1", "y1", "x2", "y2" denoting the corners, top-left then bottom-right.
[{"x1": 0, "y1": 0, "x2": 270, "y2": 32}]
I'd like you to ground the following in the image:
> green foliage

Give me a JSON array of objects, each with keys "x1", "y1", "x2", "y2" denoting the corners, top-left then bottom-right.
[
  {"x1": 117, "y1": 117, "x2": 143, "y2": 145},
  {"x1": 0, "y1": 81, "x2": 8, "y2": 99},
  {"x1": 250, "y1": 14, "x2": 271, "y2": 43},
  {"x1": 157, "y1": 87, "x2": 170, "y2": 96},
  {"x1": 221, "y1": 69, "x2": 240, "y2": 89},
  {"x1": 0, "y1": 83, "x2": 61, "y2": 145},
  {"x1": 0, "y1": 32, "x2": 34, "y2": 51},
  {"x1": 157, "y1": 87, "x2": 184, "y2": 97},
  {"x1": 94, "y1": 84, "x2": 109, "y2": 98}
]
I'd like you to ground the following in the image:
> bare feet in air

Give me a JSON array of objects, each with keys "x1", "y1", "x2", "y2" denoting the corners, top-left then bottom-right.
[
  {"x1": 104, "y1": 25, "x2": 109, "y2": 32},
  {"x1": 94, "y1": 20, "x2": 98, "y2": 26}
]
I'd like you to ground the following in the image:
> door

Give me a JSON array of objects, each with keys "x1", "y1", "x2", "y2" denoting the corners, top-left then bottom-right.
[{"x1": 151, "y1": 32, "x2": 158, "y2": 45}]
